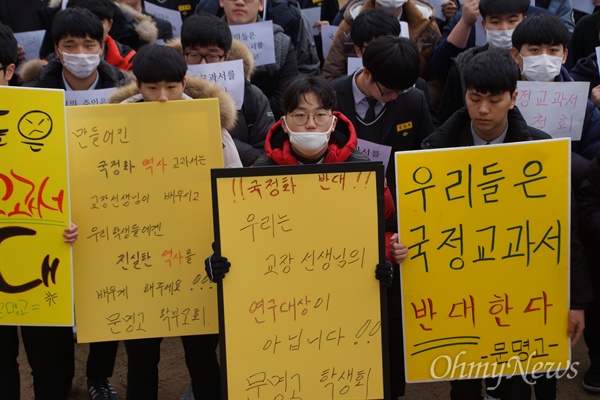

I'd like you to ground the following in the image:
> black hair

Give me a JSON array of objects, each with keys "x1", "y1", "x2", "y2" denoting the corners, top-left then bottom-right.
[
  {"x1": 464, "y1": 48, "x2": 520, "y2": 95},
  {"x1": 280, "y1": 74, "x2": 337, "y2": 113},
  {"x1": 0, "y1": 25, "x2": 18, "y2": 67},
  {"x1": 67, "y1": 0, "x2": 116, "y2": 21},
  {"x1": 362, "y1": 36, "x2": 419, "y2": 91},
  {"x1": 511, "y1": 13, "x2": 570, "y2": 50},
  {"x1": 52, "y1": 8, "x2": 104, "y2": 45},
  {"x1": 181, "y1": 13, "x2": 232, "y2": 53},
  {"x1": 479, "y1": 0, "x2": 529, "y2": 19},
  {"x1": 132, "y1": 44, "x2": 187, "y2": 83},
  {"x1": 350, "y1": 9, "x2": 400, "y2": 48}
]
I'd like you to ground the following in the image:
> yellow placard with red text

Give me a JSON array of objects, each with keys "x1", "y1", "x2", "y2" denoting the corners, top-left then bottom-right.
[
  {"x1": 0, "y1": 87, "x2": 73, "y2": 326},
  {"x1": 68, "y1": 99, "x2": 223, "y2": 342},
  {"x1": 396, "y1": 139, "x2": 570, "y2": 382}
]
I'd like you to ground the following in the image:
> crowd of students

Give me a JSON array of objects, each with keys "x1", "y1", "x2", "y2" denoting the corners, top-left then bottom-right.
[{"x1": 1, "y1": 0, "x2": 600, "y2": 399}]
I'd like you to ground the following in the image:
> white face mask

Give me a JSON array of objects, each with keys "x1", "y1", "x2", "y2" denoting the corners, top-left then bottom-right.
[
  {"x1": 376, "y1": 0, "x2": 407, "y2": 10},
  {"x1": 284, "y1": 117, "x2": 336, "y2": 158},
  {"x1": 485, "y1": 29, "x2": 514, "y2": 50},
  {"x1": 59, "y1": 49, "x2": 101, "y2": 79},
  {"x1": 520, "y1": 53, "x2": 563, "y2": 82}
]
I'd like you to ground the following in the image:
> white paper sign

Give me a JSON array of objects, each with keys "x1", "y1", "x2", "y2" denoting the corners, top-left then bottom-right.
[
  {"x1": 14, "y1": 30, "x2": 45, "y2": 64},
  {"x1": 356, "y1": 138, "x2": 392, "y2": 172},
  {"x1": 186, "y1": 59, "x2": 245, "y2": 110},
  {"x1": 596, "y1": 46, "x2": 600, "y2": 77},
  {"x1": 347, "y1": 57, "x2": 363, "y2": 75},
  {"x1": 572, "y1": 0, "x2": 595, "y2": 14},
  {"x1": 321, "y1": 24, "x2": 338, "y2": 59},
  {"x1": 64, "y1": 88, "x2": 117, "y2": 107},
  {"x1": 429, "y1": 0, "x2": 445, "y2": 20},
  {"x1": 515, "y1": 81, "x2": 590, "y2": 140},
  {"x1": 400, "y1": 21, "x2": 410, "y2": 38},
  {"x1": 229, "y1": 21, "x2": 276, "y2": 67},
  {"x1": 62, "y1": 0, "x2": 67, "y2": 9},
  {"x1": 301, "y1": 7, "x2": 321, "y2": 36},
  {"x1": 475, "y1": 15, "x2": 486, "y2": 46},
  {"x1": 144, "y1": 2, "x2": 183, "y2": 38}
]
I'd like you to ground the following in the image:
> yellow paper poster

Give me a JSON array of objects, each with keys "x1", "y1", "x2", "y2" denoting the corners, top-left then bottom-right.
[
  {"x1": 396, "y1": 139, "x2": 570, "y2": 382},
  {"x1": 68, "y1": 99, "x2": 223, "y2": 342},
  {"x1": 213, "y1": 163, "x2": 388, "y2": 400},
  {"x1": 0, "y1": 87, "x2": 73, "y2": 326}
]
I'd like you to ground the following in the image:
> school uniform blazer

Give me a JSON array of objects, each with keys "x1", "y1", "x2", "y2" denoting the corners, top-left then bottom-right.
[{"x1": 330, "y1": 74, "x2": 435, "y2": 199}]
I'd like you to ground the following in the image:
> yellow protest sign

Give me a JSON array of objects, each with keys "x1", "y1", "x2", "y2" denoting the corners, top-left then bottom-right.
[
  {"x1": 68, "y1": 99, "x2": 223, "y2": 342},
  {"x1": 213, "y1": 163, "x2": 388, "y2": 400},
  {"x1": 396, "y1": 139, "x2": 570, "y2": 382},
  {"x1": 0, "y1": 87, "x2": 73, "y2": 326}
]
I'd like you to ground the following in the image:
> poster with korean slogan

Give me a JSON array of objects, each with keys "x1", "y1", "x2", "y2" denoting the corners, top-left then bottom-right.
[
  {"x1": 0, "y1": 86, "x2": 73, "y2": 326},
  {"x1": 396, "y1": 139, "x2": 570, "y2": 382},
  {"x1": 68, "y1": 99, "x2": 224, "y2": 342},
  {"x1": 212, "y1": 163, "x2": 390, "y2": 400}
]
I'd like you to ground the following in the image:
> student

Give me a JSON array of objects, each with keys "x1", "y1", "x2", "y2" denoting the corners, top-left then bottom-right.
[
  {"x1": 434, "y1": 0, "x2": 532, "y2": 122},
  {"x1": 331, "y1": 35, "x2": 434, "y2": 202},
  {"x1": 0, "y1": 24, "x2": 17, "y2": 85},
  {"x1": 21, "y1": 8, "x2": 126, "y2": 90},
  {"x1": 180, "y1": 13, "x2": 275, "y2": 167},
  {"x1": 420, "y1": 48, "x2": 592, "y2": 400},
  {"x1": 322, "y1": 0, "x2": 441, "y2": 81},
  {"x1": 220, "y1": 0, "x2": 299, "y2": 119},
  {"x1": 107, "y1": 44, "x2": 241, "y2": 400},
  {"x1": 510, "y1": 14, "x2": 600, "y2": 161},
  {"x1": 66, "y1": 0, "x2": 136, "y2": 71},
  {"x1": 330, "y1": 35, "x2": 432, "y2": 398},
  {"x1": 349, "y1": 9, "x2": 437, "y2": 123},
  {"x1": 0, "y1": 30, "x2": 80, "y2": 397},
  {"x1": 113, "y1": 0, "x2": 174, "y2": 43},
  {"x1": 576, "y1": 152, "x2": 600, "y2": 394},
  {"x1": 204, "y1": 74, "x2": 404, "y2": 396}
]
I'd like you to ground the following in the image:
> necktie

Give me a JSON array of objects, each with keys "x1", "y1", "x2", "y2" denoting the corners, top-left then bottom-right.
[{"x1": 364, "y1": 97, "x2": 378, "y2": 123}]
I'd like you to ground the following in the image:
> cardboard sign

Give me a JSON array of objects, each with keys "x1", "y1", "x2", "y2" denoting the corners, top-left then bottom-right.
[
  {"x1": 396, "y1": 139, "x2": 570, "y2": 382},
  {"x1": 0, "y1": 87, "x2": 73, "y2": 326},
  {"x1": 212, "y1": 162, "x2": 389, "y2": 400},
  {"x1": 68, "y1": 99, "x2": 224, "y2": 342}
]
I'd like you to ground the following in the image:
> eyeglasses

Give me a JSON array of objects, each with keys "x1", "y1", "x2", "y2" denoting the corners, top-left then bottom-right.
[
  {"x1": 288, "y1": 111, "x2": 332, "y2": 126},
  {"x1": 184, "y1": 52, "x2": 225, "y2": 64},
  {"x1": 374, "y1": 81, "x2": 412, "y2": 98}
]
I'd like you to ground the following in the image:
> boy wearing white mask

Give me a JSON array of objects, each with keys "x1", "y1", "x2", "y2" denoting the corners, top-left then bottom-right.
[
  {"x1": 435, "y1": 0, "x2": 531, "y2": 122},
  {"x1": 22, "y1": 8, "x2": 126, "y2": 91},
  {"x1": 510, "y1": 13, "x2": 600, "y2": 163}
]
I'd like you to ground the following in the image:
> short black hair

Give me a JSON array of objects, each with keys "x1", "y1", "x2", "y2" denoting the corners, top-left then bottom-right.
[
  {"x1": 181, "y1": 13, "x2": 232, "y2": 53},
  {"x1": 350, "y1": 9, "x2": 400, "y2": 48},
  {"x1": 52, "y1": 8, "x2": 104, "y2": 45},
  {"x1": 132, "y1": 44, "x2": 187, "y2": 83},
  {"x1": 281, "y1": 74, "x2": 337, "y2": 113},
  {"x1": 362, "y1": 36, "x2": 419, "y2": 91},
  {"x1": 464, "y1": 48, "x2": 520, "y2": 95},
  {"x1": 0, "y1": 25, "x2": 18, "y2": 67},
  {"x1": 511, "y1": 13, "x2": 569, "y2": 50},
  {"x1": 67, "y1": 0, "x2": 116, "y2": 21},
  {"x1": 479, "y1": 0, "x2": 529, "y2": 19}
]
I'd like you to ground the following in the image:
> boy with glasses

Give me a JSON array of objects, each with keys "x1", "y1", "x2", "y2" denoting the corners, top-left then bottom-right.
[
  {"x1": 330, "y1": 35, "x2": 433, "y2": 398},
  {"x1": 181, "y1": 13, "x2": 275, "y2": 167}
]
